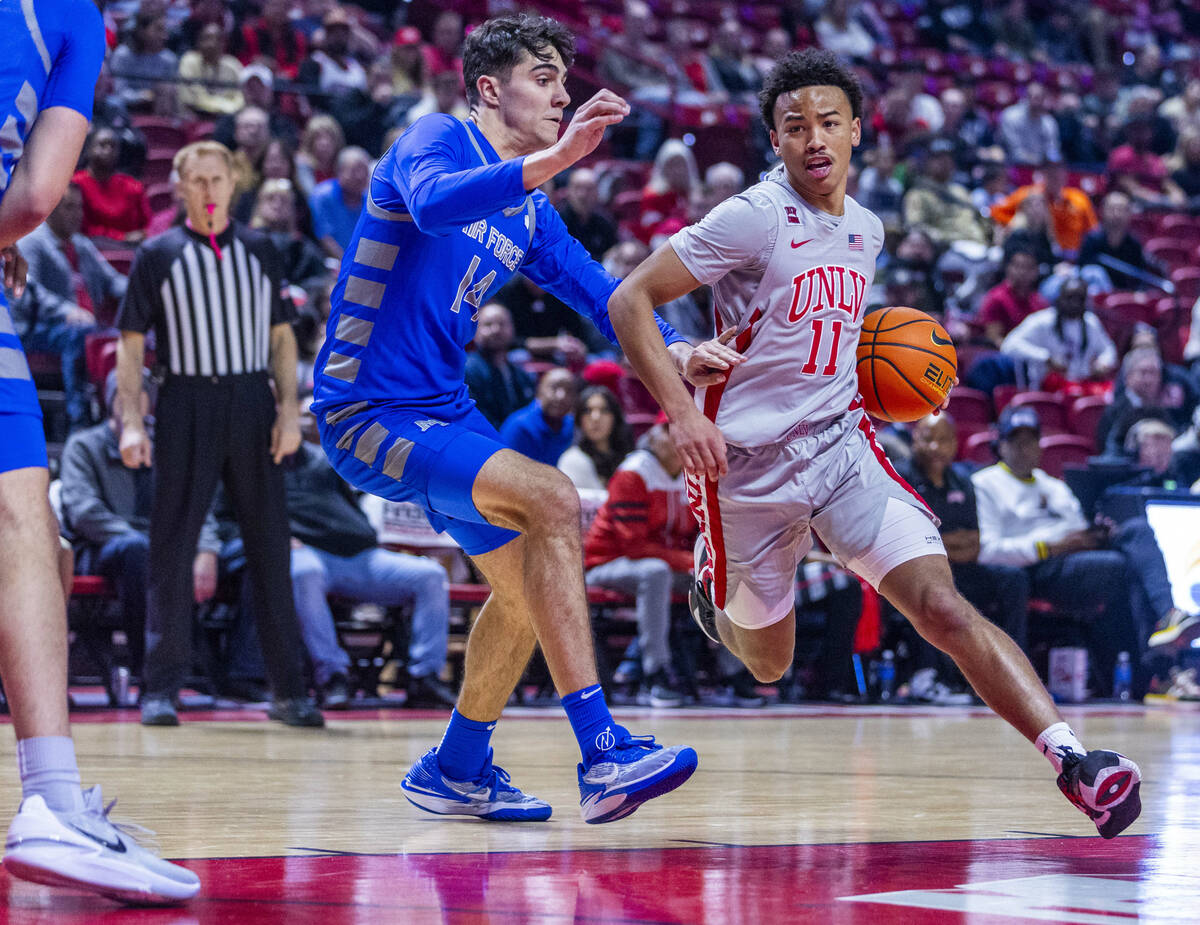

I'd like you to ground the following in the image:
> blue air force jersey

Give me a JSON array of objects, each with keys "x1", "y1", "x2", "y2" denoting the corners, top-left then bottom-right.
[
  {"x1": 0, "y1": 0, "x2": 104, "y2": 414},
  {"x1": 312, "y1": 114, "x2": 683, "y2": 417}
]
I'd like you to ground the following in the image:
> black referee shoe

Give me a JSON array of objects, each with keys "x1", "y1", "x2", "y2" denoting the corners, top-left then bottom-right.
[{"x1": 268, "y1": 698, "x2": 325, "y2": 728}]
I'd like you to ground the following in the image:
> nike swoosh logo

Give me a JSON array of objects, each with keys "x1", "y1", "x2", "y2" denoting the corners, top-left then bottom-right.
[
  {"x1": 930, "y1": 331, "x2": 954, "y2": 346},
  {"x1": 69, "y1": 823, "x2": 126, "y2": 853},
  {"x1": 791, "y1": 239, "x2": 814, "y2": 249},
  {"x1": 486, "y1": 723, "x2": 497, "y2": 731},
  {"x1": 579, "y1": 687, "x2": 602, "y2": 700}
]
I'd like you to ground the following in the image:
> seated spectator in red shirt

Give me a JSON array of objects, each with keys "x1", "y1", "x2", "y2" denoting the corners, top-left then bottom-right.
[
  {"x1": 237, "y1": 0, "x2": 307, "y2": 80},
  {"x1": 1107, "y1": 114, "x2": 1187, "y2": 209},
  {"x1": 422, "y1": 10, "x2": 463, "y2": 78},
  {"x1": 977, "y1": 249, "x2": 1047, "y2": 347},
  {"x1": 637, "y1": 139, "x2": 699, "y2": 244},
  {"x1": 72, "y1": 127, "x2": 150, "y2": 245}
]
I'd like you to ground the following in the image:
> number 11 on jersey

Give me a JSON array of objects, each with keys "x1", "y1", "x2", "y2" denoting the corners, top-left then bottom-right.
[{"x1": 800, "y1": 318, "x2": 843, "y2": 376}]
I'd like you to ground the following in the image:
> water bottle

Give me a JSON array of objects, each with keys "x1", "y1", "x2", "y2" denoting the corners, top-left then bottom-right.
[
  {"x1": 110, "y1": 665, "x2": 130, "y2": 708},
  {"x1": 878, "y1": 650, "x2": 896, "y2": 702},
  {"x1": 1113, "y1": 651, "x2": 1132, "y2": 702}
]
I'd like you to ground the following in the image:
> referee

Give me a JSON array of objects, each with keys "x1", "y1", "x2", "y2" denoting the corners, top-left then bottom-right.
[{"x1": 115, "y1": 141, "x2": 322, "y2": 728}]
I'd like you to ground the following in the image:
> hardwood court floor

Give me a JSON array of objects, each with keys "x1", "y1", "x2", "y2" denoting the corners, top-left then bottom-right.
[{"x1": 0, "y1": 702, "x2": 1196, "y2": 923}]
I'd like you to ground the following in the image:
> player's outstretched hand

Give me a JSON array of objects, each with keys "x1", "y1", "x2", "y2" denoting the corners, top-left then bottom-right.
[
  {"x1": 2, "y1": 244, "x2": 27, "y2": 298},
  {"x1": 931, "y1": 376, "x2": 959, "y2": 416},
  {"x1": 671, "y1": 407, "x2": 728, "y2": 481},
  {"x1": 684, "y1": 327, "x2": 746, "y2": 387},
  {"x1": 554, "y1": 89, "x2": 630, "y2": 166}
]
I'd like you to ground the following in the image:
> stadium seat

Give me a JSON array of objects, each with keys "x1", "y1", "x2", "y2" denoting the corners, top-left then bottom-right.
[
  {"x1": 1068, "y1": 394, "x2": 1111, "y2": 450},
  {"x1": 946, "y1": 386, "x2": 992, "y2": 427},
  {"x1": 103, "y1": 249, "x2": 136, "y2": 276},
  {"x1": 961, "y1": 429, "x2": 997, "y2": 465},
  {"x1": 1145, "y1": 238, "x2": 1191, "y2": 271},
  {"x1": 146, "y1": 182, "x2": 175, "y2": 216},
  {"x1": 1171, "y1": 267, "x2": 1200, "y2": 304},
  {"x1": 992, "y1": 383, "x2": 1019, "y2": 414},
  {"x1": 954, "y1": 419, "x2": 992, "y2": 459},
  {"x1": 130, "y1": 115, "x2": 186, "y2": 151},
  {"x1": 1037, "y1": 434, "x2": 1093, "y2": 478},
  {"x1": 617, "y1": 373, "x2": 660, "y2": 417},
  {"x1": 143, "y1": 147, "x2": 177, "y2": 186},
  {"x1": 1008, "y1": 391, "x2": 1067, "y2": 432},
  {"x1": 84, "y1": 333, "x2": 118, "y2": 403}
]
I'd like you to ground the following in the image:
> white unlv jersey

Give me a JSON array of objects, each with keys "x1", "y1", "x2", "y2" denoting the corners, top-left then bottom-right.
[{"x1": 670, "y1": 171, "x2": 884, "y2": 446}]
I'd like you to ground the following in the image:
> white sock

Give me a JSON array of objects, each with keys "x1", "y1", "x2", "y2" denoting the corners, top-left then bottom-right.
[{"x1": 1035, "y1": 722, "x2": 1086, "y2": 774}]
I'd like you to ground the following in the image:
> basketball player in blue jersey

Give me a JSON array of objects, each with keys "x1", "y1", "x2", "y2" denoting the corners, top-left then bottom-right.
[
  {"x1": 313, "y1": 13, "x2": 704, "y2": 823},
  {"x1": 0, "y1": 0, "x2": 200, "y2": 904},
  {"x1": 608, "y1": 49, "x2": 1142, "y2": 840}
]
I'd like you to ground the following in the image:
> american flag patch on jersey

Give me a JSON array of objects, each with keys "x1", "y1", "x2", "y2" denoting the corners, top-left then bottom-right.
[{"x1": 848, "y1": 233, "x2": 864, "y2": 250}]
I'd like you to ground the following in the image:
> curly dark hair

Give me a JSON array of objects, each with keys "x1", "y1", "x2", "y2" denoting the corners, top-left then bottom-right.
[
  {"x1": 758, "y1": 48, "x2": 863, "y2": 131},
  {"x1": 462, "y1": 13, "x2": 576, "y2": 108}
]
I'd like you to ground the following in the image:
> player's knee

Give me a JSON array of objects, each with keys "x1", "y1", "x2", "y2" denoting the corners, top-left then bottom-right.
[
  {"x1": 742, "y1": 650, "x2": 791, "y2": 684},
  {"x1": 524, "y1": 471, "x2": 580, "y2": 535},
  {"x1": 914, "y1": 586, "x2": 976, "y2": 650}
]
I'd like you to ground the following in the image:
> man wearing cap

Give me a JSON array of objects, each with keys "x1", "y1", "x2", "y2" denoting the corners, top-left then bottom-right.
[
  {"x1": 901, "y1": 137, "x2": 990, "y2": 246},
  {"x1": 389, "y1": 25, "x2": 427, "y2": 97},
  {"x1": 972, "y1": 406, "x2": 1139, "y2": 696},
  {"x1": 584, "y1": 415, "x2": 697, "y2": 707},
  {"x1": 298, "y1": 7, "x2": 367, "y2": 101},
  {"x1": 213, "y1": 68, "x2": 300, "y2": 150}
]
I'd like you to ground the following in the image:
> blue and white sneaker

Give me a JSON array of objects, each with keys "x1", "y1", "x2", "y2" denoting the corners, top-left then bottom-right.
[
  {"x1": 401, "y1": 747, "x2": 552, "y2": 822},
  {"x1": 578, "y1": 726, "x2": 698, "y2": 824},
  {"x1": 3, "y1": 786, "x2": 200, "y2": 905}
]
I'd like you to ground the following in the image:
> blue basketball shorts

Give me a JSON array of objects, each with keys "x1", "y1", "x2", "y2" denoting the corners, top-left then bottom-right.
[
  {"x1": 0, "y1": 295, "x2": 48, "y2": 473},
  {"x1": 318, "y1": 400, "x2": 519, "y2": 556}
]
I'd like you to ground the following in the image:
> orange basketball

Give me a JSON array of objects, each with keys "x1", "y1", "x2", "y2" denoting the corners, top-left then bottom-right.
[{"x1": 856, "y1": 306, "x2": 957, "y2": 423}]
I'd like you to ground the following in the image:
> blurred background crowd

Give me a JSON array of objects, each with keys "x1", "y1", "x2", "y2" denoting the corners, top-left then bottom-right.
[{"x1": 13, "y1": 0, "x2": 1200, "y2": 718}]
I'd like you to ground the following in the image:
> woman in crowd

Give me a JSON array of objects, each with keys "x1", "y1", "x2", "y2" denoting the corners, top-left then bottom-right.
[
  {"x1": 72, "y1": 126, "x2": 150, "y2": 245},
  {"x1": 636, "y1": 138, "x2": 700, "y2": 244},
  {"x1": 234, "y1": 138, "x2": 313, "y2": 237},
  {"x1": 295, "y1": 114, "x2": 345, "y2": 199},
  {"x1": 558, "y1": 386, "x2": 635, "y2": 499},
  {"x1": 249, "y1": 178, "x2": 330, "y2": 294}
]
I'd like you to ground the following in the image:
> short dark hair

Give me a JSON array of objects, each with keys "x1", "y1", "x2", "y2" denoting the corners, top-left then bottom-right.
[
  {"x1": 462, "y1": 13, "x2": 575, "y2": 108},
  {"x1": 758, "y1": 48, "x2": 863, "y2": 131}
]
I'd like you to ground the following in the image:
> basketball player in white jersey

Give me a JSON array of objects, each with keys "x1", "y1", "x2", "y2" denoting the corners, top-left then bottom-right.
[{"x1": 608, "y1": 49, "x2": 1143, "y2": 839}]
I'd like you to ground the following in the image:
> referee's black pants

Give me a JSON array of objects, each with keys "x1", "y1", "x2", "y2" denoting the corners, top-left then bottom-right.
[{"x1": 145, "y1": 372, "x2": 306, "y2": 699}]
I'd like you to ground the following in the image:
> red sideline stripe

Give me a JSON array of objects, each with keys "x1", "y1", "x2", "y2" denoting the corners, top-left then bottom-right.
[{"x1": 852, "y1": 398, "x2": 935, "y2": 519}]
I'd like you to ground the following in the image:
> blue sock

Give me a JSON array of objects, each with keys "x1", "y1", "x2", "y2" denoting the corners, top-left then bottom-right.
[
  {"x1": 17, "y1": 737, "x2": 84, "y2": 813},
  {"x1": 562, "y1": 684, "x2": 619, "y2": 766},
  {"x1": 436, "y1": 710, "x2": 495, "y2": 781}
]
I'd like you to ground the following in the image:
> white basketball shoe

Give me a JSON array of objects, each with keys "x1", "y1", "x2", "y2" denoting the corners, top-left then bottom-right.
[{"x1": 4, "y1": 786, "x2": 201, "y2": 905}]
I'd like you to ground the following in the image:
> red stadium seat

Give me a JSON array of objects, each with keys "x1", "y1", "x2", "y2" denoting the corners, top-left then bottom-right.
[
  {"x1": 961, "y1": 429, "x2": 997, "y2": 464},
  {"x1": 1145, "y1": 238, "x2": 1191, "y2": 271},
  {"x1": 102, "y1": 249, "x2": 136, "y2": 276},
  {"x1": 1172, "y1": 268, "x2": 1200, "y2": 304},
  {"x1": 142, "y1": 152, "x2": 175, "y2": 187},
  {"x1": 992, "y1": 383, "x2": 1019, "y2": 414},
  {"x1": 146, "y1": 182, "x2": 175, "y2": 216},
  {"x1": 130, "y1": 115, "x2": 186, "y2": 151},
  {"x1": 1068, "y1": 394, "x2": 1111, "y2": 450},
  {"x1": 617, "y1": 374, "x2": 660, "y2": 417},
  {"x1": 946, "y1": 386, "x2": 992, "y2": 427},
  {"x1": 1008, "y1": 391, "x2": 1067, "y2": 432},
  {"x1": 1038, "y1": 434, "x2": 1093, "y2": 478},
  {"x1": 84, "y1": 333, "x2": 118, "y2": 400}
]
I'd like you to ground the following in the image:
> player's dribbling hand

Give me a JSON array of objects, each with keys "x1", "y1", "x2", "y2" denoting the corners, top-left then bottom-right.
[
  {"x1": 671, "y1": 408, "x2": 728, "y2": 481},
  {"x1": 683, "y1": 327, "x2": 746, "y2": 387},
  {"x1": 931, "y1": 376, "x2": 959, "y2": 416},
  {"x1": 555, "y1": 89, "x2": 630, "y2": 165},
  {"x1": 1, "y1": 244, "x2": 27, "y2": 298}
]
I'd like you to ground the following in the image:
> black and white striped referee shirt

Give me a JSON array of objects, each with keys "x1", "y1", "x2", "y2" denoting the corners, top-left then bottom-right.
[{"x1": 116, "y1": 223, "x2": 295, "y2": 377}]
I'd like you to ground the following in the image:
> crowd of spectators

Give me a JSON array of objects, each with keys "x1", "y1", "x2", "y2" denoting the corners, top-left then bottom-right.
[{"x1": 13, "y1": 0, "x2": 1200, "y2": 711}]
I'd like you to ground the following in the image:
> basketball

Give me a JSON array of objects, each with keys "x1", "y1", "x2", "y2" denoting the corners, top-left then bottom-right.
[{"x1": 856, "y1": 306, "x2": 957, "y2": 423}]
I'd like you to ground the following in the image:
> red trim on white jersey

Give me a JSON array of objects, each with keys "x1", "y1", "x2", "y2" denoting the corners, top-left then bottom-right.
[
  {"x1": 851, "y1": 397, "x2": 935, "y2": 519},
  {"x1": 691, "y1": 307, "x2": 763, "y2": 608}
]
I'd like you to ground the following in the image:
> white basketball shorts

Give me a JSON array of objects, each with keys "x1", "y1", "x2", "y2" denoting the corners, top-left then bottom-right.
[{"x1": 686, "y1": 406, "x2": 944, "y2": 631}]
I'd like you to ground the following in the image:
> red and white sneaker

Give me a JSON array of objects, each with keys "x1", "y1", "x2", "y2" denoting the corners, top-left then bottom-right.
[{"x1": 1056, "y1": 749, "x2": 1142, "y2": 839}]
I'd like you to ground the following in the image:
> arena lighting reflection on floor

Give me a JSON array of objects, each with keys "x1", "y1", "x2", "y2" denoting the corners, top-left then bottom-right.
[{"x1": 3, "y1": 832, "x2": 1198, "y2": 924}]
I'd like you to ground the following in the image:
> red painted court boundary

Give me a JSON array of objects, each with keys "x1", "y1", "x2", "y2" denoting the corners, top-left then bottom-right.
[{"x1": 0, "y1": 834, "x2": 1181, "y2": 924}]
